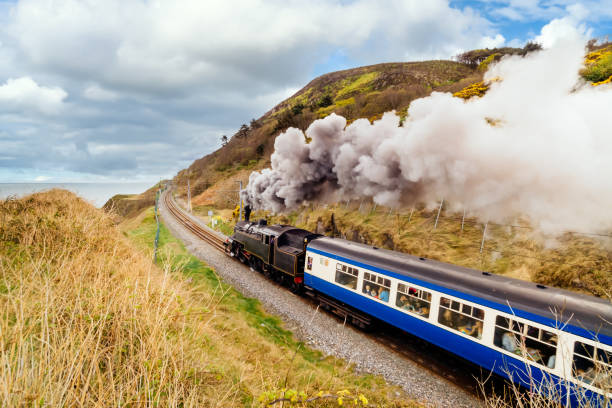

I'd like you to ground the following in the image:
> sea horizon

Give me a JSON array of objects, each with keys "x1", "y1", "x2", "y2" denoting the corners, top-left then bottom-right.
[{"x1": 0, "y1": 182, "x2": 155, "y2": 208}]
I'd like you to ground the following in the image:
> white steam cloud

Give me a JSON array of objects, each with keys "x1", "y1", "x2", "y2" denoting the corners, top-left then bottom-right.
[{"x1": 243, "y1": 35, "x2": 612, "y2": 234}]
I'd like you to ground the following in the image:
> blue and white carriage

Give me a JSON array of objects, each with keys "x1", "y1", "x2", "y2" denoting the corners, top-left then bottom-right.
[{"x1": 304, "y1": 236, "x2": 612, "y2": 406}]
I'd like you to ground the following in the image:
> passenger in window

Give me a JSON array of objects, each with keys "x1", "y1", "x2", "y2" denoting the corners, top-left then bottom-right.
[
  {"x1": 547, "y1": 336, "x2": 557, "y2": 368},
  {"x1": 439, "y1": 309, "x2": 456, "y2": 329},
  {"x1": 371, "y1": 287, "x2": 379, "y2": 298},
  {"x1": 576, "y1": 367, "x2": 595, "y2": 384},
  {"x1": 397, "y1": 295, "x2": 408, "y2": 308},
  {"x1": 417, "y1": 305, "x2": 429, "y2": 316},
  {"x1": 501, "y1": 331, "x2": 520, "y2": 353},
  {"x1": 363, "y1": 284, "x2": 371, "y2": 295},
  {"x1": 455, "y1": 314, "x2": 468, "y2": 328},
  {"x1": 379, "y1": 288, "x2": 389, "y2": 302},
  {"x1": 465, "y1": 320, "x2": 483, "y2": 339}
]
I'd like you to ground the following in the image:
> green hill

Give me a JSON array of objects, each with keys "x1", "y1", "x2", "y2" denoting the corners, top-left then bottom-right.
[
  {"x1": 174, "y1": 59, "x2": 481, "y2": 205},
  {"x1": 108, "y1": 44, "x2": 612, "y2": 298}
]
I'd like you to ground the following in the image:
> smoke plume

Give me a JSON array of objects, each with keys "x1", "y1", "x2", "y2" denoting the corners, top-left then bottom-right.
[{"x1": 242, "y1": 35, "x2": 612, "y2": 233}]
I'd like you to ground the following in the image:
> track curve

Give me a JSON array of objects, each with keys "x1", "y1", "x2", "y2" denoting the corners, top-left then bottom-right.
[{"x1": 163, "y1": 190, "x2": 226, "y2": 252}]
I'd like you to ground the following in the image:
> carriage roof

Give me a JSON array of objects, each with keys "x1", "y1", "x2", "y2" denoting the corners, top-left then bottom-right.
[{"x1": 308, "y1": 236, "x2": 612, "y2": 341}]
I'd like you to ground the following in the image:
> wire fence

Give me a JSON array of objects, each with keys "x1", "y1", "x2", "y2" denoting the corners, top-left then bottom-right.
[{"x1": 310, "y1": 198, "x2": 612, "y2": 273}]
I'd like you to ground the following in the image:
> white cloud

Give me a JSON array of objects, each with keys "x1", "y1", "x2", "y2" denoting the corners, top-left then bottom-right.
[
  {"x1": 534, "y1": 4, "x2": 590, "y2": 48},
  {"x1": 0, "y1": 77, "x2": 67, "y2": 114},
  {"x1": 10, "y1": 0, "x2": 600, "y2": 183},
  {"x1": 491, "y1": 0, "x2": 565, "y2": 21},
  {"x1": 7, "y1": 0, "x2": 500, "y2": 97},
  {"x1": 489, "y1": 0, "x2": 612, "y2": 23},
  {"x1": 478, "y1": 34, "x2": 506, "y2": 48},
  {"x1": 83, "y1": 84, "x2": 119, "y2": 102}
]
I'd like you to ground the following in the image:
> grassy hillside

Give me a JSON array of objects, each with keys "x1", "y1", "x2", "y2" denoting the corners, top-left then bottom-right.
[
  {"x1": 175, "y1": 43, "x2": 612, "y2": 209},
  {"x1": 0, "y1": 190, "x2": 416, "y2": 407},
  {"x1": 108, "y1": 42, "x2": 612, "y2": 211},
  {"x1": 108, "y1": 43, "x2": 612, "y2": 298},
  {"x1": 174, "y1": 59, "x2": 481, "y2": 207}
]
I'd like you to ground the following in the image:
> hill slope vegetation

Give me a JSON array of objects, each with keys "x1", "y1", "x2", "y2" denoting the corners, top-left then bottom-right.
[{"x1": 109, "y1": 43, "x2": 612, "y2": 298}]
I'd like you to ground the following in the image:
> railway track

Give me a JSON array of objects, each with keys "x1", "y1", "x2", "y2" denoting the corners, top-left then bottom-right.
[
  {"x1": 160, "y1": 192, "x2": 500, "y2": 400},
  {"x1": 163, "y1": 191, "x2": 226, "y2": 251}
]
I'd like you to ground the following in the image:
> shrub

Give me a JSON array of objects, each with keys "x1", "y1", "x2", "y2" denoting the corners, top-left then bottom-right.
[
  {"x1": 318, "y1": 94, "x2": 333, "y2": 108},
  {"x1": 453, "y1": 81, "x2": 490, "y2": 99},
  {"x1": 582, "y1": 46, "x2": 612, "y2": 84},
  {"x1": 291, "y1": 103, "x2": 305, "y2": 115}
]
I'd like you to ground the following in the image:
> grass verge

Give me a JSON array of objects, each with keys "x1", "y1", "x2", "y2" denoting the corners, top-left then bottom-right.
[{"x1": 0, "y1": 190, "x2": 419, "y2": 407}]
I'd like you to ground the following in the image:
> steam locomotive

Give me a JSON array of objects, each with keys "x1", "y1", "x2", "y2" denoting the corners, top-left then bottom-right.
[
  {"x1": 224, "y1": 219, "x2": 612, "y2": 406},
  {"x1": 226, "y1": 220, "x2": 320, "y2": 291}
]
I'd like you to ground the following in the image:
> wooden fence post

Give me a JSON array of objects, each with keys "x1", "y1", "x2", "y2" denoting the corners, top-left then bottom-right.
[
  {"x1": 434, "y1": 199, "x2": 444, "y2": 229},
  {"x1": 480, "y1": 222, "x2": 488, "y2": 253}
]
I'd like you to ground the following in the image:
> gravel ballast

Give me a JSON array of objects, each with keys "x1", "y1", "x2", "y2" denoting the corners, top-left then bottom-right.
[{"x1": 159, "y1": 198, "x2": 481, "y2": 408}]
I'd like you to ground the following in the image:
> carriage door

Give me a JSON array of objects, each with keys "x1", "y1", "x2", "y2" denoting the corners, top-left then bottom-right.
[{"x1": 268, "y1": 235, "x2": 275, "y2": 264}]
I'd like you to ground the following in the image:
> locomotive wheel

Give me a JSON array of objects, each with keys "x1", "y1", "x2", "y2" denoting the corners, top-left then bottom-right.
[
  {"x1": 263, "y1": 266, "x2": 272, "y2": 279},
  {"x1": 275, "y1": 272, "x2": 285, "y2": 285},
  {"x1": 249, "y1": 256, "x2": 260, "y2": 272},
  {"x1": 289, "y1": 282, "x2": 303, "y2": 294}
]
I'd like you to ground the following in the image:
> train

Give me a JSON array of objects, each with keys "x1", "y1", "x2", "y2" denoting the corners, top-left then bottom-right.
[{"x1": 224, "y1": 219, "x2": 612, "y2": 406}]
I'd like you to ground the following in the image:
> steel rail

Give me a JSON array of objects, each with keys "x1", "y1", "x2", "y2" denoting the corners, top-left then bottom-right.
[{"x1": 163, "y1": 191, "x2": 226, "y2": 251}]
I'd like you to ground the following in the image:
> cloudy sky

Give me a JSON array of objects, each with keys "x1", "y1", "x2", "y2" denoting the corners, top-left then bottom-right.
[{"x1": 0, "y1": 0, "x2": 610, "y2": 183}]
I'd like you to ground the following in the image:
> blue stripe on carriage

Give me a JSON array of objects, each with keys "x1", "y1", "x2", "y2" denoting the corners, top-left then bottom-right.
[
  {"x1": 304, "y1": 273, "x2": 607, "y2": 406},
  {"x1": 305, "y1": 247, "x2": 611, "y2": 345}
]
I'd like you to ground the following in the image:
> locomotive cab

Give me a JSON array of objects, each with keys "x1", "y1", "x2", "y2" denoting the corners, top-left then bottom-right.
[{"x1": 229, "y1": 221, "x2": 320, "y2": 289}]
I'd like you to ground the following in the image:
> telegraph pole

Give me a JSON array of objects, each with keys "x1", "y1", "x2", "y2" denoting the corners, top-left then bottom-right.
[
  {"x1": 187, "y1": 171, "x2": 192, "y2": 213},
  {"x1": 153, "y1": 189, "x2": 160, "y2": 264}
]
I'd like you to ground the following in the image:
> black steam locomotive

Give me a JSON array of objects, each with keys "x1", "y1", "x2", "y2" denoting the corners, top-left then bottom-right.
[{"x1": 225, "y1": 220, "x2": 320, "y2": 292}]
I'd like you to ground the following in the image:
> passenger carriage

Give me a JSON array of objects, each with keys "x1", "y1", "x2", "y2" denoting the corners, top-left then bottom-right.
[{"x1": 304, "y1": 236, "x2": 612, "y2": 406}]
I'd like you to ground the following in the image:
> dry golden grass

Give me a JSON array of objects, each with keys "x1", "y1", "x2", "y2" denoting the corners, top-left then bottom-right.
[
  {"x1": 0, "y1": 190, "x2": 418, "y2": 407},
  {"x1": 1, "y1": 190, "x2": 222, "y2": 405}
]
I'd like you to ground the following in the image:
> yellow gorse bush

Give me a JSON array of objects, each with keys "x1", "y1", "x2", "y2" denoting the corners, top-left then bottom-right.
[
  {"x1": 453, "y1": 81, "x2": 489, "y2": 99},
  {"x1": 592, "y1": 75, "x2": 612, "y2": 86},
  {"x1": 583, "y1": 45, "x2": 612, "y2": 85},
  {"x1": 585, "y1": 45, "x2": 612, "y2": 64},
  {"x1": 453, "y1": 77, "x2": 501, "y2": 100}
]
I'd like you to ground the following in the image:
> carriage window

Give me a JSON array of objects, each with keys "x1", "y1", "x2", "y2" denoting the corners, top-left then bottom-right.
[
  {"x1": 396, "y1": 284, "x2": 431, "y2": 317},
  {"x1": 598, "y1": 348, "x2": 612, "y2": 365},
  {"x1": 334, "y1": 263, "x2": 358, "y2": 290},
  {"x1": 306, "y1": 256, "x2": 312, "y2": 271},
  {"x1": 320, "y1": 257, "x2": 328, "y2": 266},
  {"x1": 573, "y1": 341, "x2": 612, "y2": 390},
  {"x1": 362, "y1": 272, "x2": 391, "y2": 302},
  {"x1": 493, "y1": 316, "x2": 557, "y2": 369},
  {"x1": 438, "y1": 297, "x2": 484, "y2": 339}
]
